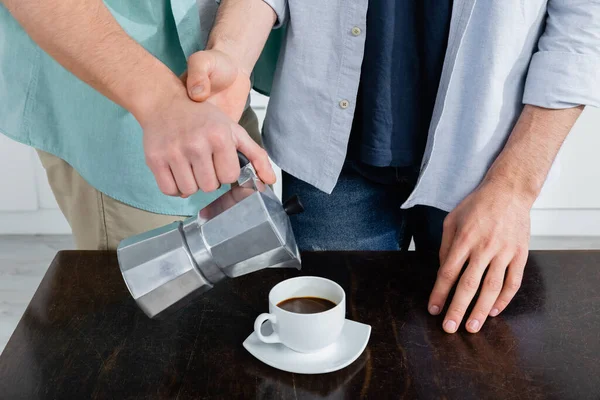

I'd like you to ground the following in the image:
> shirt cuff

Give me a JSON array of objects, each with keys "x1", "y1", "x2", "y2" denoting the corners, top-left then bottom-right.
[
  {"x1": 523, "y1": 51, "x2": 600, "y2": 109},
  {"x1": 261, "y1": 0, "x2": 288, "y2": 28}
]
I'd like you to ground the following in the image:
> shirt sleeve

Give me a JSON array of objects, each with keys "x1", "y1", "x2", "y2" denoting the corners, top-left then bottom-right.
[
  {"x1": 262, "y1": 0, "x2": 288, "y2": 28},
  {"x1": 523, "y1": 0, "x2": 600, "y2": 108}
]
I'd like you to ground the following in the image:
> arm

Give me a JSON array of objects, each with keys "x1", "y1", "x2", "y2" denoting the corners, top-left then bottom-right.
[
  {"x1": 2, "y1": 0, "x2": 275, "y2": 196},
  {"x1": 429, "y1": 105, "x2": 583, "y2": 330},
  {"x1": 429, "y1": 0, "x2": 600, "y2": 334},
  {"x1": 483, "y1": 105, "x2": 583, "y2": 202},
  {"x1": 1, "y1": 0, "x2": 180, "y2": 123},
  {"x1": 208, "y1": 0, "x2": 278, "y2": 75},
  {"x1": 183, "y1": 0, "x2": 278, "y2": 121}
]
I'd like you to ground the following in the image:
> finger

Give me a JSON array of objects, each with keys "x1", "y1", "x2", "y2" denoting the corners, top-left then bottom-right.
[
  {"x1": 187, "y1": 50, "x2": 238, "y2": 102},
  {"x1": 191, "y1": 154, "x2": 220, "y2": 193},
  {"x1": 429, "y1": 215, "x2": 454, "y2": 316},
  {"x1": 186, "y1": 52, "x2": 213, "y2": 102},
  {"x1": 146, "y1": 157, "x2": 179, "y2": 196},
  {"x1": 490, "y1": 248, "x2": 528, "y2": 317},
  {"x1": 233, "y1": 125, "x2": 276, "y2": 184},
  {"x1": 465, "y1": 253, "x2": 511, "y2": 333},
  {"x1": 428, "y1": 234, "x2": 472, "y2": 317},
  {"x1": 212, "y1": 136, "x2": 240, "y2": 184},
  {"x1": 439, "y1": 215, "x2": 456, "y2": 267},
  {"x1": 442, "y1": 254, "x2": 491, "y2": 333},
  {"x1": 170, "y1": 159, "x2": 199, "y2": 197}
]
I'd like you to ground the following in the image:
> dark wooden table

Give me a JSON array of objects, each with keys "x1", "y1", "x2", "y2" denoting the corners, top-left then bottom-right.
[{"x1": 0, "y1": 251, "x2": 599, "y2": 399}]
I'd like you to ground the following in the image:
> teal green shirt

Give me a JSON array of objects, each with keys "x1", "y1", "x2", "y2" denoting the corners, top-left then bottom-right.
[{"x1": 0, "y1": 0, "x2": 280, "y2": 216}]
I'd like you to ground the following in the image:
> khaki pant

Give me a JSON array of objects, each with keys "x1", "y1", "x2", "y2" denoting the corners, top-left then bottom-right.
[{"x1": 37, "y1": 107, "x2": 262, "y2": 250}]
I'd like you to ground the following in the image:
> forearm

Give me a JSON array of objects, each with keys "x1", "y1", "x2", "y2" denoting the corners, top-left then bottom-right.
[
  {"x1": 2, "y1": 0, "x2": 183, "y2": 123},
  {"x1": 207, "y1": 0, "x2": 277, "y2": 75},
  {"x1": 484, "y1": 104, "x2": 584, "y2": 204}
]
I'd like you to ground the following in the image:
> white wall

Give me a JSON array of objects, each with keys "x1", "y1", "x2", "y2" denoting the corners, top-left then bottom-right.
[{"x1": 1, "y1": 92, "x2": 599, "y2": 235}]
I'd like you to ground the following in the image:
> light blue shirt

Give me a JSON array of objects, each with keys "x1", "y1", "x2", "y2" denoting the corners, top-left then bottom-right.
[{"x1": 262, "y1": 0, "x2": 600, "y2": 211}]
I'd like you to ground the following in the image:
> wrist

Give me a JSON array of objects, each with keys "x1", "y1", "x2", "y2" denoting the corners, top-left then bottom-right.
[
  {"x1": 127, "y1": 63, "x2": 186, "y2": 126},
  {"x1": 482, "y1": 160, "x2": 541, "y2": 207}
]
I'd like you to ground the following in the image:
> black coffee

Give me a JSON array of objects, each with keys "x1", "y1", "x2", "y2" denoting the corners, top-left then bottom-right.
[{"x1": 277, "y1": 297, "x2": 337, "y2": 314}]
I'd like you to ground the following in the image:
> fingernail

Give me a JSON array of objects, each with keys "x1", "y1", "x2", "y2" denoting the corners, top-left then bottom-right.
[
  {"x1": 443, "y1": 320, "x2": 457, "y2": 333},
  {"x1": 429, "y1": 305, "x2": 440, "y2": 315},
  {"x1": 490, "y1": 308, "x2": 499, "y2": 317},
  {"x1": 468, "y1": 319, "x2": 480, "y2": 332},
  {"x1": 191, "y1": 85, "x2": 204, "y2": 97}
]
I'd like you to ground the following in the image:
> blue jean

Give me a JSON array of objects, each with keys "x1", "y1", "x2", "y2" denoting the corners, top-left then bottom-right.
[{"x1": 282, "y1": 161, "x2": 448, "y2": 254}]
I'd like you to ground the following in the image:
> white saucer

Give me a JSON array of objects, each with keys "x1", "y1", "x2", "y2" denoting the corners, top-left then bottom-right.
[{"x1": 243, "y1": 319, "x2": 371, "y2": 374}]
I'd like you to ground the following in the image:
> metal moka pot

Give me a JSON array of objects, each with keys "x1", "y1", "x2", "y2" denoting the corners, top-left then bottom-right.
[{"x1": 117, "y1": 153, "x2": 304, "y2": 318}]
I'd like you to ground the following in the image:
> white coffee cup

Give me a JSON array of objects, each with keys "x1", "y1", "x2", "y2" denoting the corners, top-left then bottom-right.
[{"x1": 254, "y1": 276, "x2": 346, "y2": 353}]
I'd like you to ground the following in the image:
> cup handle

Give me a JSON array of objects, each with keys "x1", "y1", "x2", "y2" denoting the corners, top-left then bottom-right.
[{"x1": 254, "y1": 313, "x2": 281, "y2": 344}]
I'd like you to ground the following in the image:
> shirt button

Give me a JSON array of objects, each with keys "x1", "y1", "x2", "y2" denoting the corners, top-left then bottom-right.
[
  {"x1": 351, "y1": 26, "x2": 362, "y2": 36},
  {"x1": 339, "y1": 100, "x2": 350, "y2": 109}
]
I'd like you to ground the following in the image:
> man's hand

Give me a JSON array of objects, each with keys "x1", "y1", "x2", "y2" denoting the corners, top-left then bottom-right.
[
  {"x1": 180, "y1": 0, "x2": 277, "y2": 121},
  {"x1": 181, "y1": 49, "x2": 251, "y2": 122},
  {"x1": 170, "y1": 48, "x2": 273, "y2": 196},
  {"x1": 428, "y1": 104, "x2": 583, "y2": 333},
  {"x1": 139, "y1": 88, "x2": 275, "y2": 197},
  {"x1": 428, "y1": 179, "x2": 532, "y2": 333},
  {"x1": 161, "y1": 0, "x2": 279, "y2": 197}
]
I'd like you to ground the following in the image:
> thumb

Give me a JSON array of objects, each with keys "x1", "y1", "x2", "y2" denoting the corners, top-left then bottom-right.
[
  {"x1": 186, "y1": 52, "x2": 213, "y2": 102},
  {"x1": 186, "y1": 50, "x2": 238, "y2": 102},
  {"x1": 233, "y1": 125, "x2": 277, "y2": 185}
]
